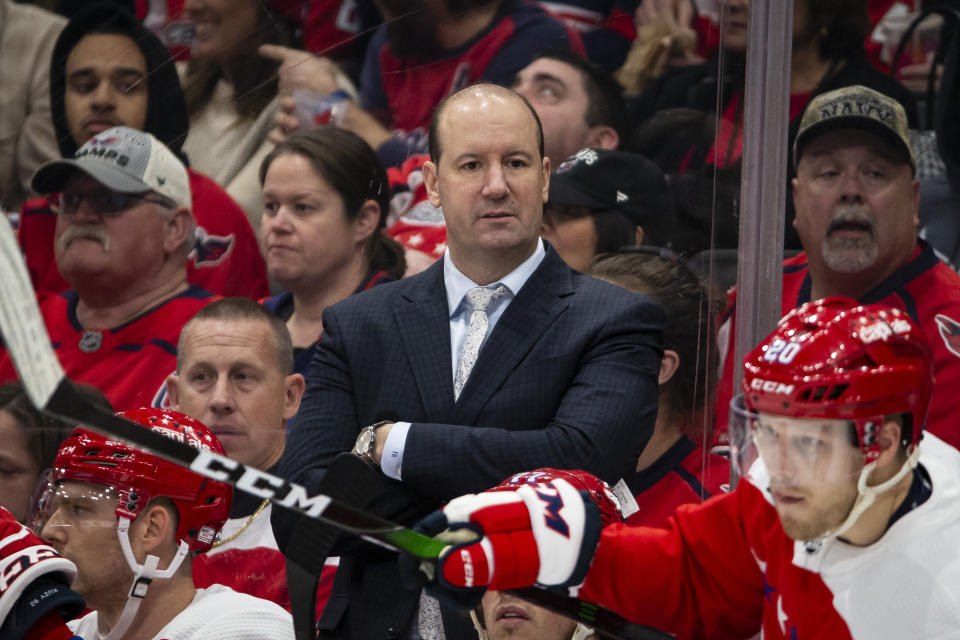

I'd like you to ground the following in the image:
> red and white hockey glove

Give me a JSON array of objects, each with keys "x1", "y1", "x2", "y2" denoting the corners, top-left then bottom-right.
[
  {"x1": 0, "y1": 507, "x2": 84, "y2": 639},
  {"x1": 433, "y1": 478, "x2": 603, "y2": 597}
]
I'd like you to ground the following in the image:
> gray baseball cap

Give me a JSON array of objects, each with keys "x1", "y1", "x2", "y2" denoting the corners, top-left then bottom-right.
[
  {"x1": 32, "y1": 126, "x2": 191, "y2": 209},
  {"x1": 794, "y1": 85, "x2": 914, "y2": 172}
]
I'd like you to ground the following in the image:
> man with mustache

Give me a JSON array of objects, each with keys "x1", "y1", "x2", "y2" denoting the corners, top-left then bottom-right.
[
  {"x1": 15, "y1": 3, "x2": 267, "y2": 301},
  {"x1": 0, "y1": 126, "x2": 216, "y2": 412},
  {"x1": 715, "y1": 85, "x2": 960, "y2": 453}
]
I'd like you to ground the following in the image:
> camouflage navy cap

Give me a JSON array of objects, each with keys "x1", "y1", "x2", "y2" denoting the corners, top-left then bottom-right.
[{"x1": 794, "y1": 85, "x2": 914, "y2": 173}]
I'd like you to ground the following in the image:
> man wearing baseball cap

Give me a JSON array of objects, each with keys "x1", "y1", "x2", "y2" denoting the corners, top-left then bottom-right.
[
  {"x1": 0, "y1": 126, "x2": 217, "y2": 411},
  {"x1": 716, "y1": 84, "x2": 960, "y2": 453},
  {"x1": 542, "y1": 148, "x2": 672, "y2": 272}
]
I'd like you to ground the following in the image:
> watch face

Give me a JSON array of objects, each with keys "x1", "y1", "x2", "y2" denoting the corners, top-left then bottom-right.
[{"x1": 356, "y1": 428, "x2": 373, "y2": 454}]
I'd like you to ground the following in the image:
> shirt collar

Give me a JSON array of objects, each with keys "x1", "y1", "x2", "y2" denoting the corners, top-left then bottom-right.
[{"x1": 444, "y1": 238, "x2": 546, "y2": 317}]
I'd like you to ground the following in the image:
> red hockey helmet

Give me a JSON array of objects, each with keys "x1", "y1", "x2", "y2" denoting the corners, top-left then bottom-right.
[
  {"x1": 487, "y1": 468, "x2": 624, "y2": 526},
  {"x1": 741, "y1": 297, "x2": 933, "y2": 461},
  {"x1": 50, "y1": 408, "x2": 232, "y2": 551}
]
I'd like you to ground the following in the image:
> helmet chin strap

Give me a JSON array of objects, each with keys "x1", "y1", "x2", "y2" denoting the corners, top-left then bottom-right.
[
  {"x1": 468, "y1": 609, "x2": 594, "y2": 640},
  {"x1": 821, "y1": 445, "x2": 921, "y2": 542},
  {"x1": 100, "y1": 517, "x2": 190, "y2": 640}
]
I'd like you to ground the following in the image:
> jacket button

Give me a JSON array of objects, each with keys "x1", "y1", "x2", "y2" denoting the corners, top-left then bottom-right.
[{"x1": 385, "y1": 624, "x2": 400, "y2": 639}]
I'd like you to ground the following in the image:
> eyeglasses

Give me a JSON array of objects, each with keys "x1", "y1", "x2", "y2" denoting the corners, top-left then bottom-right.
[{"x1": 59, "y1": 190, "x2": 175, "y2": 217}]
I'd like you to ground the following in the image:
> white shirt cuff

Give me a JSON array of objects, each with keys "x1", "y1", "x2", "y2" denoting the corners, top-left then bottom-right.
[{"x1": 380, "y1": 421, "x2": 411, "y2": 480}]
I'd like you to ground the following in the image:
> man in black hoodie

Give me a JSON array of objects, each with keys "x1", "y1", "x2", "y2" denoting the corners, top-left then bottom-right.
[{"x1": 16, "y1": 2, "x2": 268, "y2": 300}]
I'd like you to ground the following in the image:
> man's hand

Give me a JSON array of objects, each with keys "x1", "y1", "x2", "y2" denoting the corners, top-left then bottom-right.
[
  {"x1": 618, "y1": 0, "x2": 701, "y2": 92},
  {"x1": 431, "y1": 479, "x2": 602, "y2": 596},
  {"x1": 267, "y1": 96, "x2": 301, "y2": 145},
  {"x1": 0, "y1": 507, "x2": 83, "y2": 638},
  {"x1": 259, "y1": 44, "x2": 344, "y2": 97}
]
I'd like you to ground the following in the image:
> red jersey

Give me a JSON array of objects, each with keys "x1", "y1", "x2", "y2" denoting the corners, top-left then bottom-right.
[
  {"x1": 361, "y1": 0, "x2": 584, "y2": 136},
  {"x1": 0, "y1": 285, "x2": 216, "y2": 411},
  {"x1": 614, "y1": 436, "x2": 730, "y2": 529},
  {"x1": 193, "y1": 502, "x2": 336, "y2": 618},
  {"x1": 385, "y1": 154, "x2": 447, "y2": 260},
  {"x1": 17, "y1": 168, "x2": 268, "y2": 300},
  {"x1": 716, "y1": 243, "x2": 960, "y2": 452},
  {"x1": 581, "y1": 434, "x2": 960, "y2": 639}
]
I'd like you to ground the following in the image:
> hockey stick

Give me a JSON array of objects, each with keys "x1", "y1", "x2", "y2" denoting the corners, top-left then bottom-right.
[
  {"x1": 0, "y1": 216, "x2": 670, "y2": 640},
  {"x1": 283, "y1": 451, "x2": 380, "y2": 640}
]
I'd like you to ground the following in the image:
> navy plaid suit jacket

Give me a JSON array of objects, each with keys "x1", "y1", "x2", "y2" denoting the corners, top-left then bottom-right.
[{"x1": 278, "y1": 246, "x2": 665, "y2": 638}]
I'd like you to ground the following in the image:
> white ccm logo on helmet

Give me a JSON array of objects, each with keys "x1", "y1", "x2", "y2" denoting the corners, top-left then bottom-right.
[{"x1": 750, "y1": 378, "x2": 796, "y2": 395}]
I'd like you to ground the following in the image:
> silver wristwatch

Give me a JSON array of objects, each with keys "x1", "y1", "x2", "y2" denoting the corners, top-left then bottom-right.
[{"x1": 353, "y1": 420, "x2": 390, "y2": 466}]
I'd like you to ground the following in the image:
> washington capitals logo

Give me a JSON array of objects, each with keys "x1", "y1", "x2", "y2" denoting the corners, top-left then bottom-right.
[
  {"x1": 190, "y1": 227, "x2": 235, "y2": 268},
  {"x1": 935, "y1": 314, "x2": 960, "y2": 358}
]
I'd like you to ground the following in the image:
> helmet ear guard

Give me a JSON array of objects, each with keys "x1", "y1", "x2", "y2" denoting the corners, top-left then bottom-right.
[{"x1": 741, "y1": 297, "x2": 933, "y2": 462}]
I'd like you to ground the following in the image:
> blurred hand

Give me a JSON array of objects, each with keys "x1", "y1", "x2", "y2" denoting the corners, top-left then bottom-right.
[
  {"x1": 259, "y1": 44, "x2": 343, "y2": 97},
  {"x1": 268, "y1": 96, "x2": 300, "y2": 145},
  {"x1": 636, "y1": 0, "x2": 694, "y2": 32},
  {"x1": 635, "y1": 0, "x2": 701, "y2": 67},
  {"x1": 897, "y1": 52, "x2": 943, "y2": 94}
]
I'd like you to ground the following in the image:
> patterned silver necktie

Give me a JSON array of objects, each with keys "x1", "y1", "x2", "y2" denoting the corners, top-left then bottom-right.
[
  {"x1": 453, "y1": 284, "x2": 509, "y2": 400},
  {"x1": 413, "y1": 592, "x2": 446, "y2": 640}
]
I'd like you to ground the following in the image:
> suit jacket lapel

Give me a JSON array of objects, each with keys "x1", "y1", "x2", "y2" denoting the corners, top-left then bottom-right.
[
  {"x1": 395, "y1": 260, "x2": 455, "y2": 418},
  {"x1": 451, "y1": 250, "x2": 574, "y2": 425}
]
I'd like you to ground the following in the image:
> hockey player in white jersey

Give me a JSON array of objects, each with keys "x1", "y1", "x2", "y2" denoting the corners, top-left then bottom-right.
[
  {"x1": 420, "y1": 297, "x2": 960, "y2": 638},
  {"x1": 28, "y1": 408, "x2": 294, "y2": 640}
]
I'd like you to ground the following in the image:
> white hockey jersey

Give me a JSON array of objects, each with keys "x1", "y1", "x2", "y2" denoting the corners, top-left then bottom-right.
[
  {"x1": 581, "y1": 434, "x2": 960, "y2": 638},
  {"x1": 68, "y1": 583, "x2": 294, "y2": 639}
]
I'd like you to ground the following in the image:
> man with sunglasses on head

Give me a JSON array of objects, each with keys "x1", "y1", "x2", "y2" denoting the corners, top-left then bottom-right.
[{"x1": 0, "y1": 126, "x2": 216, "y2": 411}]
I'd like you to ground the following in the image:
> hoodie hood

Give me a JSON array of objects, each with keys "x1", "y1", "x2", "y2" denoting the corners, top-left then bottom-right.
[{"x1": 50, "y1": 3, "x2": 190, "y2": 164}]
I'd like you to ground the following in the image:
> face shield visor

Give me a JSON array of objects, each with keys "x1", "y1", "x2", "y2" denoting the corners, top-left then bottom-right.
[
  {"x1": 29, "y1": 479, "x2": 121, "y2": 537},
  {"x1": 729, "y1": 395, "x2": 866, "y2": 490}
]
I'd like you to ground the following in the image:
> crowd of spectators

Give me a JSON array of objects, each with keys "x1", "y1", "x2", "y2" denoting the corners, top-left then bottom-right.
[{"x1": 1, "y1": 0, "x2": 959, "y2": 639}]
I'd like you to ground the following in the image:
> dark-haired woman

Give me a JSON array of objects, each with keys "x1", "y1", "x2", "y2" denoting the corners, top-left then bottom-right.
[
  {"x1": 259, "y1": 127, "x2": 406, "y2": 388},
  {"x1": 590, "y1": 250, "x2": 729, "y2": 529},
  {"x1": 180, "y1": 0, "x2": 293, "y2": 227}
]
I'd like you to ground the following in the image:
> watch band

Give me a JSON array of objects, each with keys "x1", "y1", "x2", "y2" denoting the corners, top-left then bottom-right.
[{"x1": 354, "y1": 420, "x2": 391, "y2": 466}]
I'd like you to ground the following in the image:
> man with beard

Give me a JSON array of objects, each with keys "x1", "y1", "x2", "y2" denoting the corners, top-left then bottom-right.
[
  {"x1": 419, "y1": 298, "x2": 960, "y2": 638},
  {"x1": 715, "y1": 85, "x2": 960, "y2": 453},
  {"x1": 0, "y1": 126, "x2": 215, "y2": 411},
  {"x1": 263, "y1": 0, "x2": 583, "y2": 167}
]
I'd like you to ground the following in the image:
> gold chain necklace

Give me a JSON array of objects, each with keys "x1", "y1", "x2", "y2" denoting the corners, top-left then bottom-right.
[{"x1": 212, "y1": 499, "x2": 270, "y2": 547}]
